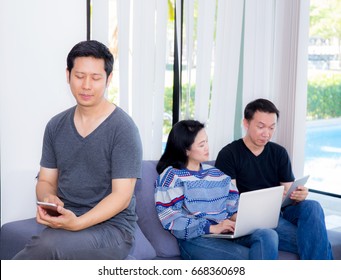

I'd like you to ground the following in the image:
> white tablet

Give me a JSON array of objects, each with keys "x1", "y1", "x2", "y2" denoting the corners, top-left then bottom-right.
[{"x1": 281, "y1": 175, "x2": 310, "y2": 208}]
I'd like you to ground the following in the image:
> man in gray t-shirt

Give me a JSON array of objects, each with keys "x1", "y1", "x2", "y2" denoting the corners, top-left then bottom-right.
[{"x1": 13, "y1": 40, "x2": 142, "y2": 260}]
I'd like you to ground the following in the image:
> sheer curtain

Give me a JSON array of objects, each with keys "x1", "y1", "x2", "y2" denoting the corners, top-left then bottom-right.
[
  {"x1": 92, "y1": 0, "x2": 168, "y2": 160},
  {"x1": 242, "y1": 0, "x2": 309, "y2": 176},
  {"x1": 242, "y1": 0, "x2": 276, "y2": 104},
  {"x1": 91, "y1": 0, "x2": 310, "y2": 172},
  {"x1": 177, "y1": 0, "x2": 244, "y2": 159},
  {"x1": 208, "y1": 0, "x2": 245, "y2": 159},
  {"x1": 191, "y1": 0, "x2": 309, "y2": 169},
  {"x1": 192, "y1": 0, "x2": 215, "y2": 122},
  {"x1": 129, "y1": 0, "x2": 168, "y2": 160},
  {"x1": 272, "y1": 0, "x2": 310, "y2": 177}
]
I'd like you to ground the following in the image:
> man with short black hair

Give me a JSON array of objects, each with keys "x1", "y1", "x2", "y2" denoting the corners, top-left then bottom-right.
[
  {"x1": 216, "y1": 98, "x2": 333, "y2": 260},
  {"x1": 14, "y1": 40, "x2": 142, "y2": 260}
]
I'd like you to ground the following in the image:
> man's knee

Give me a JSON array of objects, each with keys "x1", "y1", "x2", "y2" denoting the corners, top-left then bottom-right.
[{"x1": 301, "y1": 199, "x2": 323, "y2": 211}]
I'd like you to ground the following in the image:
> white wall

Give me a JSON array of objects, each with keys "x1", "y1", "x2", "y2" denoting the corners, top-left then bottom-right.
[{"x1": 0, "y1": 0, "x2": 86, "y2": 225}]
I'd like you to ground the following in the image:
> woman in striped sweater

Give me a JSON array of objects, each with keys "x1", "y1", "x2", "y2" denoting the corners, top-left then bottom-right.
[{"x1": 154, "y1": 120, "x2": 278, "y2": 260}]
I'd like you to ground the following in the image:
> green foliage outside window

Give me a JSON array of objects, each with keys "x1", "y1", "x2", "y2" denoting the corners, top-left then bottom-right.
[
  {"x1": 163, "y1": 71, "x2": 341, "y2": 134},
  {"x1": 163, "y1": 83, "x2": 196, "y2": 135},
  {"x1": 307, "y1": 72, "x2": 341, "y2": 120}
]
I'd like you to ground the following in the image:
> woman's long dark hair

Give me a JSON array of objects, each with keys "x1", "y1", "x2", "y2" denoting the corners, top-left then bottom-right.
[{"x1": 156, "y1": 120, "x2": 205, "y2": 174}]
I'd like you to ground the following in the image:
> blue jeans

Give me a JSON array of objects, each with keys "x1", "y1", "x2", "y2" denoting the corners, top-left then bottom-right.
[
  {"x1": 178, "y1": 228, "x2": 278, "y2": 260},
  {"x1": 276, "y1": 199, "x2": 333, "y2": 260}
]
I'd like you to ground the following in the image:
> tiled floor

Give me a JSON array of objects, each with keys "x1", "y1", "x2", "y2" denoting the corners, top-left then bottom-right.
[{"x1": 308, "y1": 192, "x2": 341, "y2": 233}]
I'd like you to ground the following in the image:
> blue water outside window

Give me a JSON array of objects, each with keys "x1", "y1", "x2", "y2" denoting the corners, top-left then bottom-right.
[{"x1": 305, "y1": 119, "x2": 341, "y2": 195}]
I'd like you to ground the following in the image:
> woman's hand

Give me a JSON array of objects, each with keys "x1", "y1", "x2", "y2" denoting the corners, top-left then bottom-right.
[{"x1": 209, "y1": 219, "x2": 236, "y2": 234}]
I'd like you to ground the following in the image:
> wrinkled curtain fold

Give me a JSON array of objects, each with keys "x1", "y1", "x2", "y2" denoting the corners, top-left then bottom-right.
[
  {"x1": 117, "y1": 0, "x2": 168, "y2": 160},
  {"x1": 92, "y1": 0, "x2": 309, "y2": 175},
  {"x1": 208, "y1": 0, "x2": 244, "y2": 159}
]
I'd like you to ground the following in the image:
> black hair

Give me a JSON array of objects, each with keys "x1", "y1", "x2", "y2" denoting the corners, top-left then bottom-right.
[
  {"x1": 66, "y1": 40, "x2": 114, "y2": 78},
  {"x1": 244, "y1": 98, "x2": 280, "y2": 121},
  {"x1": 156, "y1": 120, "x2": 205, "y2": 174}
]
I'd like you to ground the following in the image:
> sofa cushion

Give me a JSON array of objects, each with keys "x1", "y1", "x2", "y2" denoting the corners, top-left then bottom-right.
[
  {"x1": 0, "y1": 218, "x2": 156, "y2": 260},
  {"x1": 126, "y1": 223, "x2": 157, "y2": 259},
  {"x1": 134, "y1": 160, "x2": 181, "y2": 258},
  {"x1": 0, "y1": 218, "x2": 45, "y2": 259},
  {"x1": 328, "y1": 230, "x2": 341, "y2": 260}
]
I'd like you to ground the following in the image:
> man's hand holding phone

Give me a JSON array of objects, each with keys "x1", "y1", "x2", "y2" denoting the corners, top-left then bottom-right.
[{"x1": 36, "y1": 201, "x2": 61, "y2": 217}]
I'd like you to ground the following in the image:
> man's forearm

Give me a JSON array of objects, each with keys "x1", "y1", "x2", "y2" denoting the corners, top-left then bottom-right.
[{"x1": 36, "y1": 180, "x2": 58, "y2": 201}]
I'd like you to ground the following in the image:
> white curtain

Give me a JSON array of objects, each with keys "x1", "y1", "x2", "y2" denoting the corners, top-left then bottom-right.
[
  {"x1": 242, "y1": 0, "x2": 276, "y2": 104},
  {"x1": 116, "y1": 0, "x2": 131, "y2": 112},
  {"x1": 193, "y1": 0, "x2": 309, "y2": 166},
  {"x1": 116, "y1": 0, "x2": 168, "y2": 160},
  {"x1": 194, "y1": 0, "x2": 216, "y2": 122},
  {"x1": 182, "y1": 0, "x2": 195, "y2": 119},
  {"x1": 242, "y1": 0, "x2": 309, "y2": 176},
  {"x1": 92, "y1": 0, "x2": 168, "y2": 160},
  {"x1": 92, "y1": 0, "x2": 310, "y2": 171},
  {"x1": 208, "y1": 0, "x2": 245, "y2": 160},
  {"x1": 272, "y1": 0, "x2": 310, "y2": 177}
]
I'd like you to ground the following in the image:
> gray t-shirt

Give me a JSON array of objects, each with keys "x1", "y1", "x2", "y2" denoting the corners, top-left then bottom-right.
[{"x1": 40, "y1": 105, "x2": 143, "y2": 234}]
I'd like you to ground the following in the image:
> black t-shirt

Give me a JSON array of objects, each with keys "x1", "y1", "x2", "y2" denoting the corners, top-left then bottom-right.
[{"x1": 215, "y1": 139, "x2": 294, "y2": 193}]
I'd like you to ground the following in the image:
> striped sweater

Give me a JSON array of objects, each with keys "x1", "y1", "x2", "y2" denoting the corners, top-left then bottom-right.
[{"x1": 155, "y1": 164, "x2": 239, "y2": 240}]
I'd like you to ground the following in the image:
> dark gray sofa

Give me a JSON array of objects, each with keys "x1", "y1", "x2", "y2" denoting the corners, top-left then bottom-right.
[{"x1": 1, "y1": 160, "x2": 340, "y2": 260}]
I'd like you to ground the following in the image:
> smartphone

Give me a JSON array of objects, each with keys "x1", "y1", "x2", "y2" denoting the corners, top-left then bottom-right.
[{"x1": 36, "y1": 201, "x2": 61, "y2": 216}]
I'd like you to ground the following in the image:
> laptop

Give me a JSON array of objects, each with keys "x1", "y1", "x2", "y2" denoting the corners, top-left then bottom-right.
[{"x1": 202, "y1": 185, "x2": 284, "y2": 239}]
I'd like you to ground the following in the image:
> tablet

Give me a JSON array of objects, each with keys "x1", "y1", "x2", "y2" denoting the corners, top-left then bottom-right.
[{"x1": 281, "y1": 175, "x2": 310, "y2": 208}]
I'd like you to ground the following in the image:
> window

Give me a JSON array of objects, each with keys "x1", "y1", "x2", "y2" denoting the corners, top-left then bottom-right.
[{"x1": 305, "y1": 0, "x2": 341, "y2": 196}]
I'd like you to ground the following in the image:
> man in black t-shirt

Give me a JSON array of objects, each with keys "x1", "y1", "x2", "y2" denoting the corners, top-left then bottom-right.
[{"x1": 216, "y1": 98, "x2": 333, "y2": 260}]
